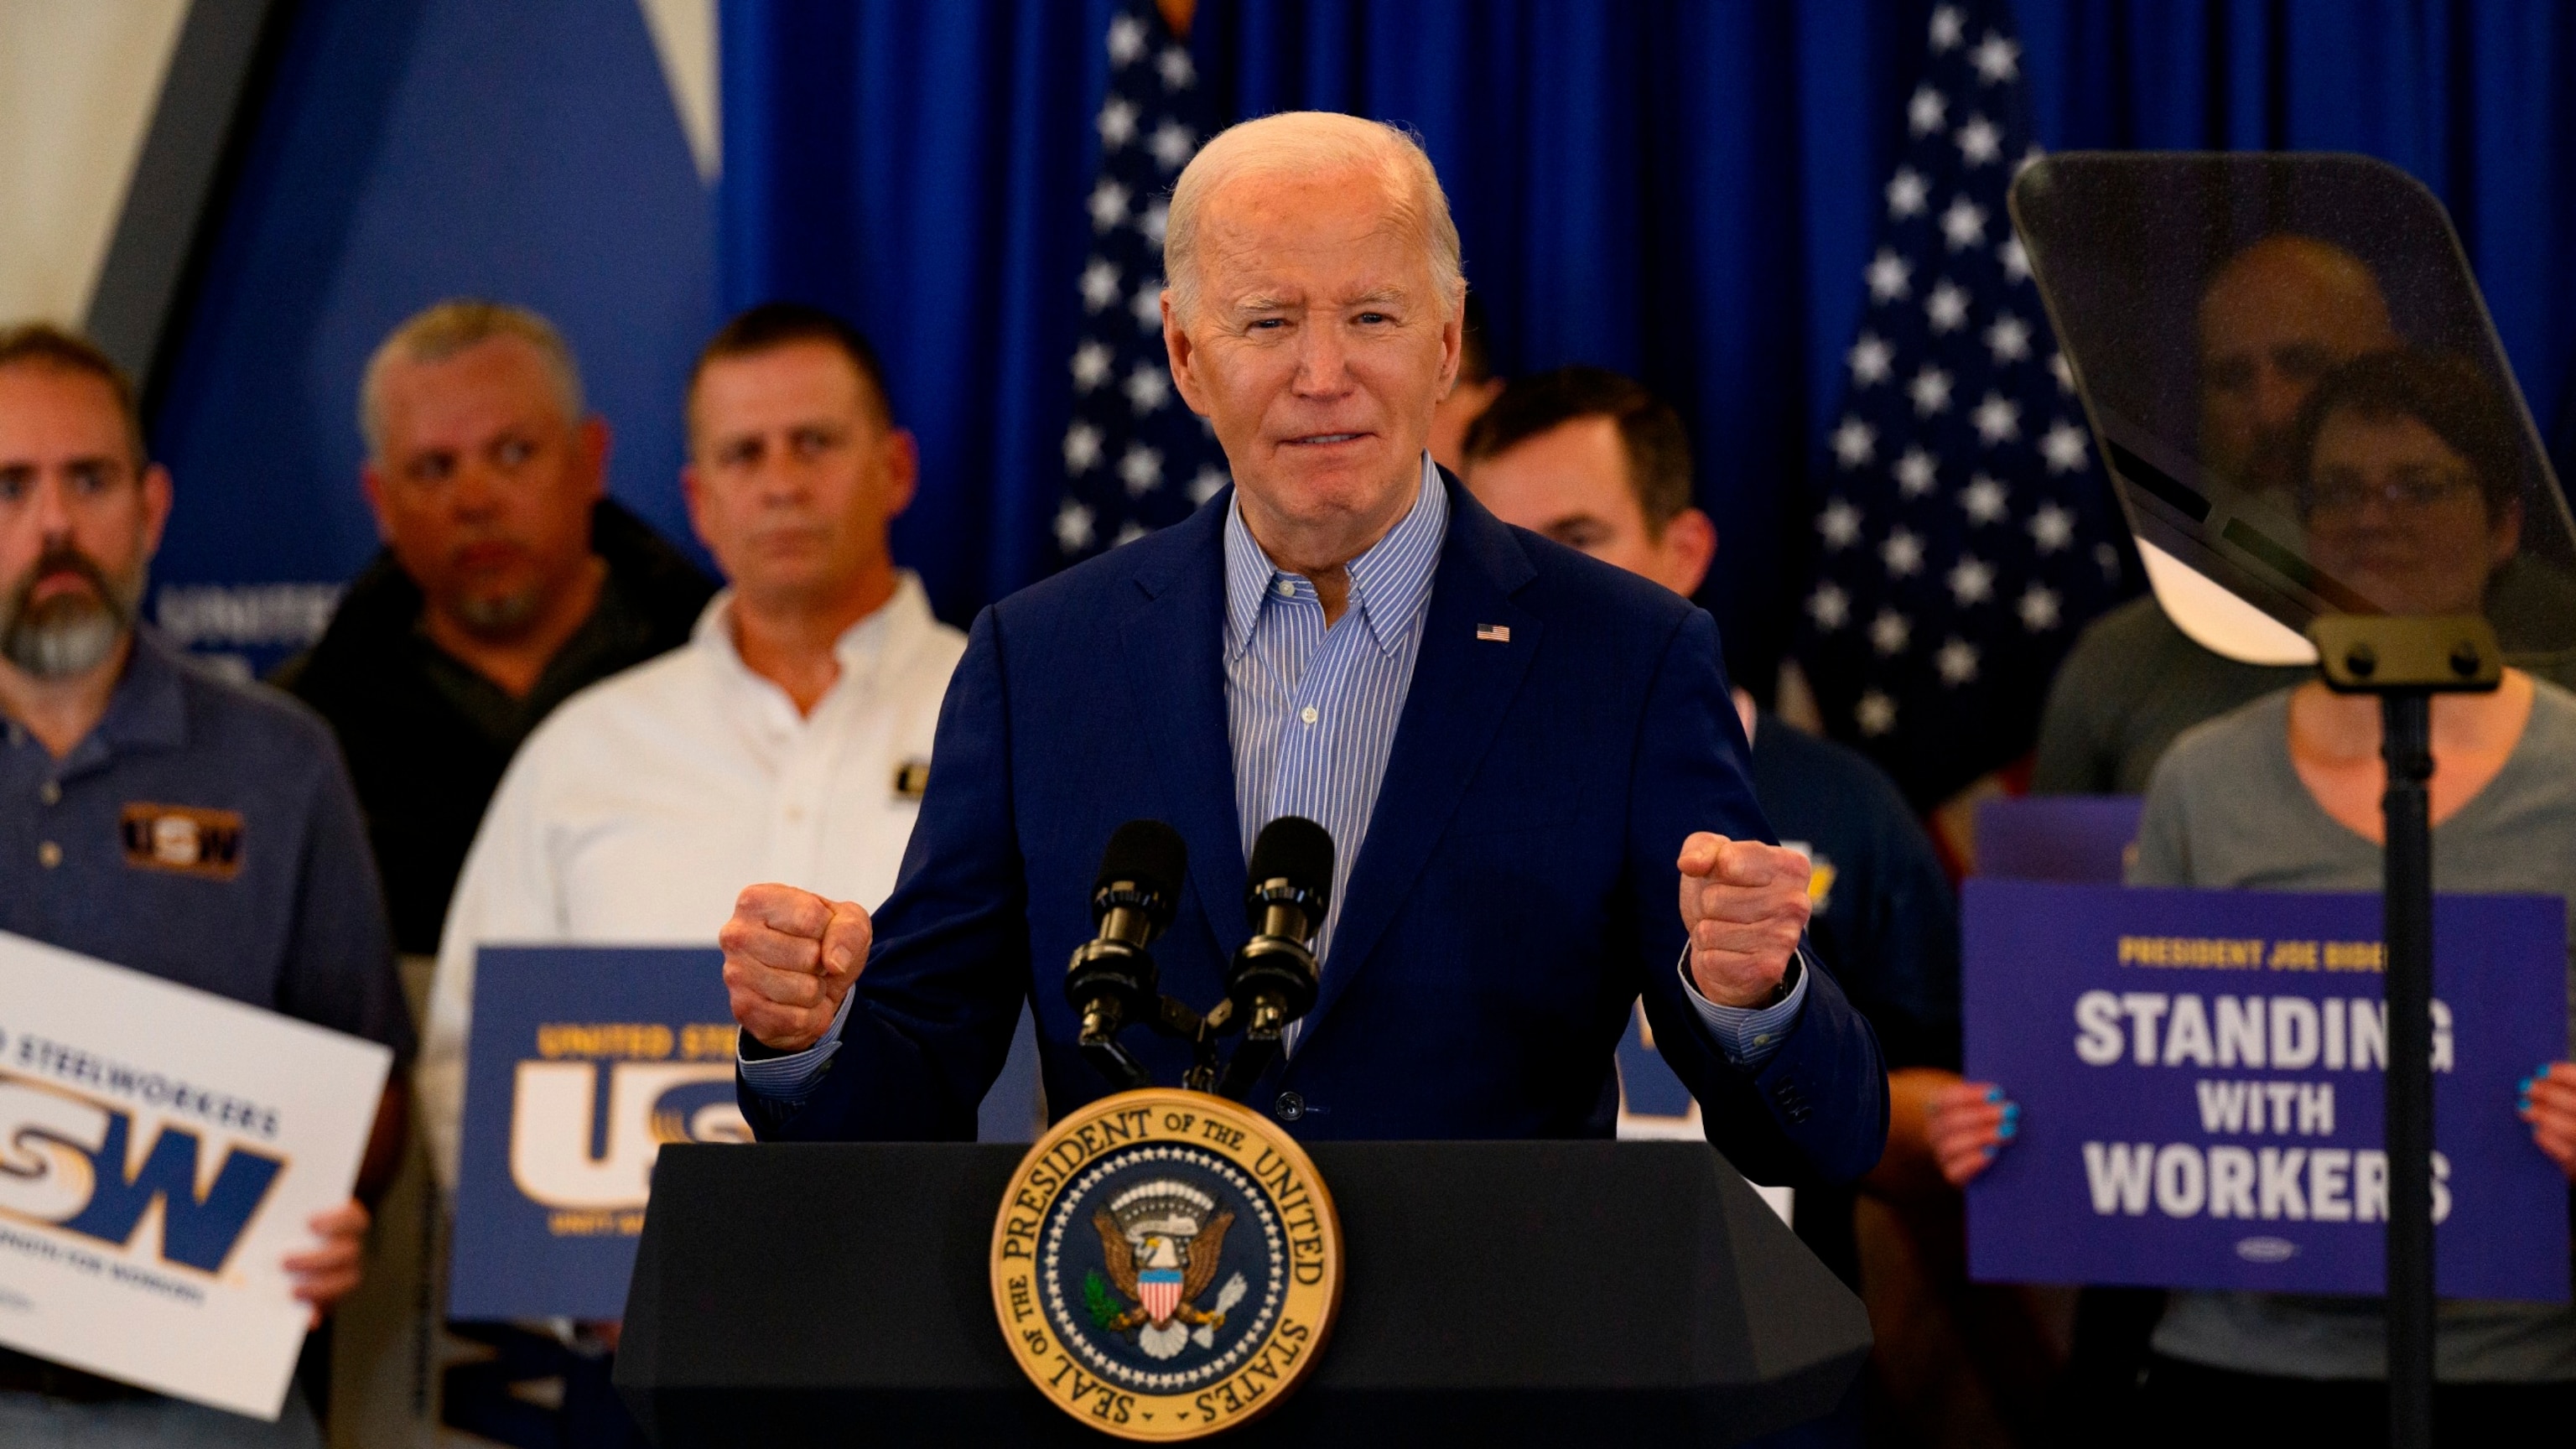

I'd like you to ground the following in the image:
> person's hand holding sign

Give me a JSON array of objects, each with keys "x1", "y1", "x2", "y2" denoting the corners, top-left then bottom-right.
[
  {"x1": 1676, "y1": 833, "x2": 1813, "y2": 1006},
  {"x1": 719, "y1": 884, "x2": 873, "y2": 1050},
  {"x1": 1926, "y1": 1081, "x2": 2021, "y2": 1188},
  {"x1": 283, "y1": 1201, "x2": 370, "y2": 1328},
  {"x1": 2518, "y1": 1062, "x2": 2576, "y2": 1182}
]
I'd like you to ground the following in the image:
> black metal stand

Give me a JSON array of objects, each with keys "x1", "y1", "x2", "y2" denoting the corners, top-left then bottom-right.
[
  {"x1": 2380, "y1": 690, "x2": 2434, "y2": 1449},
  {"x1": 2306, "y1": 615, "x2": 2501, "y2": 1449}
]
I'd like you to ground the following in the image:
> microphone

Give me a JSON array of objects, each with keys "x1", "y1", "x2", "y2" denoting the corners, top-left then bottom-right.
[
  {"x1": 1216, "y1": 817, "x2": 1332, "y2": 1100},
  {"x1": 1066, "y1": 820, "x2": 1187, "y2": 1091}
]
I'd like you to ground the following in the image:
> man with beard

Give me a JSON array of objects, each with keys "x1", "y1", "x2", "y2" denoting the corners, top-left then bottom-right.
[
  {"x1": 280, "y1": 302, "x2": 714, "y2": 960},
  {"x1": 2031, "y1": 236, "x2": 2398, "y2": 794},
  {"x1": 0, "y1": 324, "x2": 412, "y2": 1444}
]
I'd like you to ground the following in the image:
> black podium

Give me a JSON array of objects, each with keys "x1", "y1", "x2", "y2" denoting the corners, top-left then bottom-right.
[{"x1": 615, "y1": 1140, "x2": 1870, "y2": 1446}]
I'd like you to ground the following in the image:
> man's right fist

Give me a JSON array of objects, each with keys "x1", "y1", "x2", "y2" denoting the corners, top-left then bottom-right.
[{"x1": 719, "y1": 883, "x2": 872, "y2": 1052}]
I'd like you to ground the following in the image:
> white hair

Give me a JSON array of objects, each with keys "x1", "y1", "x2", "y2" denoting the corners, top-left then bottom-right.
[
  {"x1": 359, "y1": 299, "x2": 585, "y2": 458},
  {"x1": 1163, "y1": 111, "x2": 1465, "y2": 322}
]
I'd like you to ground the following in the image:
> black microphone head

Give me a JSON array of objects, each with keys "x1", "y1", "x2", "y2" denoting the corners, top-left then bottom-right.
[
  {"x1": 1245, "y1": 816, "x2": 1334, "y2": 923},
  {"x1": 1094, "y1": 819, "x2": 1188, "y2": 929}
]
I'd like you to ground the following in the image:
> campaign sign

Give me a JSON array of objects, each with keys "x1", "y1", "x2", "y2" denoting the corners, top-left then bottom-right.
[
  {"x1": 1964, "y1": 881, "x2": 2568, "y2": 1300},
  {"x1": 0, "y1": 931, "x2": 392, "y2": 1418},
  {"x1": 451, "y1": 947, "x2": 750, "y2": 1322}
]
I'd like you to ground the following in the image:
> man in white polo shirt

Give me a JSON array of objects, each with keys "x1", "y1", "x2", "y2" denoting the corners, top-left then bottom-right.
[{"x1": 418, "y1": 304, "x2": 967, "y2": 1186}]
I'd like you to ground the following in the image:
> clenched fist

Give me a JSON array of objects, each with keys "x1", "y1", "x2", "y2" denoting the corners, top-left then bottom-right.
[
  {"x1": 1676, "y1": 832, "x2": 1813, "y2": 1008},
  {"x1": 719, "y1": 883, "x2": 873, "y2": 1051}
]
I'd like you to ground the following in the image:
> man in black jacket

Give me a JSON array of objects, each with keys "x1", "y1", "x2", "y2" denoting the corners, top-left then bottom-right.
[{"x1": 279, "y1": 300, "x2": 713, "y2": 957}]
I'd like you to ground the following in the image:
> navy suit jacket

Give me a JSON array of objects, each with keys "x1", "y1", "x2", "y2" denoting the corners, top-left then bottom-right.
[{"x1": 743, "y1": 476, "x2": 1888, "y2": 1183}]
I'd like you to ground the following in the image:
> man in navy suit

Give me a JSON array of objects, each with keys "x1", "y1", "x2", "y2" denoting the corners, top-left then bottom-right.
[{"x1": 715, "y1": 112, "x2": 1886, "y2": 1183}]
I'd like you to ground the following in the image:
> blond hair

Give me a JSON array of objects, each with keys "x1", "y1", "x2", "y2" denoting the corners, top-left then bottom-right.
[
  {"x1": 1164, "y1": 112, "x2": 1464, "y2": 322},
  {"x1": 359, "y1": 299, "x2": 585, "y2": 456}
]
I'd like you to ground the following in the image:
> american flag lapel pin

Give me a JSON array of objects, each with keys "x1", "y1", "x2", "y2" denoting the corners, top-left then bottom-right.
[{"x1": 1475, "y1": 624, "x2": 1511, "y2": 643}]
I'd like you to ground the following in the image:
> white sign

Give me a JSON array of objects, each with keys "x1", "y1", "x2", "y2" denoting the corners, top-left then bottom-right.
[{"x1": 0, "y1": 931, "x2": 391, "y2": 1418}]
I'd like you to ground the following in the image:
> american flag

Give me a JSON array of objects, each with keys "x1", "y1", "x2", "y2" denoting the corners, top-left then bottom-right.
[
  {"x1": 1796, "y1": 0, "x2": 2131, "y2": 808},
  {"x1": 1052, "y1": 1, "x2": 1228, "y2": 566}
]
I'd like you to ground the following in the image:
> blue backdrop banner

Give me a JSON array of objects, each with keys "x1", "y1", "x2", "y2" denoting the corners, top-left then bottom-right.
[{"x1": 1962, "y1": 880, "x2": 2570, "y2": 1301}]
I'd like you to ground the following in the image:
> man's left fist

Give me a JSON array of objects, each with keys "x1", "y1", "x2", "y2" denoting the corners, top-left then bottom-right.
[{"x1": 1677, "y1": 833, "x2": 1812, "y2": 1008}]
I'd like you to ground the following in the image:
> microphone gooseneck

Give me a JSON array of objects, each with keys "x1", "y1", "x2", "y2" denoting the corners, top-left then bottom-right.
[
  {"x1": 1217, "y1": 817, "x2": 1333, "y2": 1100},
  {"x1": 1065, "y1": 820, "x2": 1187, "y2": 1091}
]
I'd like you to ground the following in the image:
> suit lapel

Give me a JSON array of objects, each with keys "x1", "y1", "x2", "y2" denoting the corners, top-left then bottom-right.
[
  {"x1": 1296, "y1": 484, "x2": 1540, "y2": 1049},
  {"x1": 1119, "y1": 502, "x2": 1251, "y2": 964}
]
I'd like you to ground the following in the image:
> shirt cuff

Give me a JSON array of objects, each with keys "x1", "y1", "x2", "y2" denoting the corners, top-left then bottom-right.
[
  {"x1": 1676, "y1": 943, "x2": 1812, "y2": 1070},
  {"x1": 735, "y1": 989, "x2": 856, "y2": 1102}
]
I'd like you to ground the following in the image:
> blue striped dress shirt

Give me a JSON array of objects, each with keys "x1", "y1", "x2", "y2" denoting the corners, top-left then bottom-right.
[{"x1": 740, "y1": 454, "x2": 1803, "y2": 1099}]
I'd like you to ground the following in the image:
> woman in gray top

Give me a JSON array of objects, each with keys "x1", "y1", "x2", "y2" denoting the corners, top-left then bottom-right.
[{"x1": 1933, "y1": 351, "x2": 2576, "y2": 1442}]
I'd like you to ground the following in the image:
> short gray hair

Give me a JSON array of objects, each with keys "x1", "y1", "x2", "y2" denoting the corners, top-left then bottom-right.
[
  {"x1": 359, "y1": 299, "x2": 585, "y2": 456},
  {"x1": 1164, "y1": 112, "x2": 1465, "y2": 323}
]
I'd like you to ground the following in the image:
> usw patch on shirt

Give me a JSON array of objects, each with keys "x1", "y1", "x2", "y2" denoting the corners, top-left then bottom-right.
[{"x1": 120, "y1": 802, "x2": 245, "y2": 880}]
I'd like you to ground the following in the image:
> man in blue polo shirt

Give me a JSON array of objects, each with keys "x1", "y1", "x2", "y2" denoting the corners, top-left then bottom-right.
[{"x1": 0, "y1": 323, "x2": 413, "y2": 1446}]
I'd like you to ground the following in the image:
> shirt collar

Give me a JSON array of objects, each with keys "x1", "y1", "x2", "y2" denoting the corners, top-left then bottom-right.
[
  {"x1": 13, "y1": 628, "x2": 190, "y2": 773},
  {"x1": 691, "y1": 570, "x2": 934, "y2": 694},
  {"x1": 1223, "y1": 453, "x2": 1447, "y2": 660}
]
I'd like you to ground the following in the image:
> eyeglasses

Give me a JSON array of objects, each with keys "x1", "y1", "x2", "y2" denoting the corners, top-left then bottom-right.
[{"x1": 2303, "y1": 470, "x2": 2482, "y2": 519}]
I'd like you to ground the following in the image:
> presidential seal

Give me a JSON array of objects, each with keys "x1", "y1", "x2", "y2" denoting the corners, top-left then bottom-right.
[{"x1": 990, "y1": 1088, "x2": 1341, "y2": 1440}]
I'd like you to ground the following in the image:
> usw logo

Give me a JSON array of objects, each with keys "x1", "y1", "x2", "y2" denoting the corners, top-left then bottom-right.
[
  {"x1": 0, "y1": 1072, "x2": 284, "y2": 1274},
  {"x1": 508, "y1": 1062, "x2": 750, "y2": 1211}
]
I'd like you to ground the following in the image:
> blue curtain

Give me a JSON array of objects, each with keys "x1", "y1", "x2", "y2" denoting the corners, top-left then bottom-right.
[{"x1": 721, "y1": 0, "x2": 2576, "y2": 684}]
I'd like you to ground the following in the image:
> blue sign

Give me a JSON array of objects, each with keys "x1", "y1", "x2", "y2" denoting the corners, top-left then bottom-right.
[
  {"x1": 451, "y1": 947, "x2": 744, "y2": 1322},
  {"x1": 1964, "y1": 880, "x2": 2569, "y2": 1301}
]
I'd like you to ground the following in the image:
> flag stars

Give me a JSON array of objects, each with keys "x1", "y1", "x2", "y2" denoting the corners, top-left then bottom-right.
[
  {"x1": 1156, "y1": 46, "x2": 1196, "y2": 90},
  {"x1": 1130, "y1": 280, "x2": 1165, "y2": 332},
  {"x1": 1939, "y1": 196, "x2": 1987, "y2": 251},
  {"x1": 1808, "y1": 583, "x2": 1852, "y2": 630},
  {"x1": 1123, "y1": 363, "x2": 1171, "y2": 413},
  {"x1": 1079, "y1": 258, "x2": 1120, "y2": 312},
  {"x1": 2001, "y1": 236, "x2": 2033, "y2": 283},
  {"x1": 1971, "y1": 31, "x2": 2023, "y2": 84},
  {"x1": 1947, "y1": 555, "x2": 1996, "y2": 606},
  {"x1": 1929, "y1": 6, "x2": 1965, "y2": 51},
  {"x1": 1926, "y1": 281, "x2": 1970, "y2": 332},
  {"x1": 1869, "y1": 609, "x2": 1913, "y2": 656},
  {"x1": 1908, "y1": 366, "x2": 1954, "y2": 418},
  {"x1": 1935, "y1": 637, "x2": 1981, "y2": 684},
  {"x1": 1960, "y1": 473, "x2": 2008, "y2": 524},
  {"x1": 1063, "y1": 422, "x2": 1104, "y2": 474},
  {"x1": 1956, "y1": 116, "x2": 2002, "y2": 166},
  {"x1": 1971, "y1": 392, "x2": 2021, "y2": 444},
  {"x1": 1106, "y1": 14, "x2": 1146, "y2": 64},
  {"x1": 1148, "y1": 120, "x2": 1195, "y2": 170},
  {"x1": 1140, "y1": 199, "x2": 1171, "y2": 244},
  {"x1": 1848, "y1": 333, "x2": 1893, "y2": 387},
  {"x1": 1867, "y1": 249, "x2": 1914, "y2": 303},
  {"x1": 2028, "y1": 501, "x2": 2075, "y2": 553},
  {"x1": 1098, "y1": 97, "x2": 1140, "y2": 148},
  {"x1": 1894, "y1": 447, "x2": 1939, "y2": 496},
  {"x1": 1907, "y1": 87, "x2": 1948, "y2": 138},
  {"x1": 1888, "y1": 168, "x2": 1930, "y2": 218},
  {"x1": 1188, "y1": 466, "x2": 1228, "y2": 505},
  {"x1": 1857, "y1": 689, "x2": 1898, "y2": 736},
  {"x1": 1831, "y1": 418, "x2": 1877, "y2": 469},
  {"x1": 1088, "y1": 179, "x2": 1130, "y2": 232},
  {"x1": 2040, "y1": 420, "x2": 2090, "y2": 472},
  {"x1": 1817, "y1": 498, "x2": 1864, "y2": 548},
  {"x1": 1055, "y1": 499, "x2": 1097, "y2": 553},
  {"x1": 2049, "y1": 351, "x2": 2075, "y2": 392},
  {"x1": 1071, "y1": 341, "x2": 1113, "y2": 391},
  {"x1": 1881, "y1": 527, "x2": 1926, "y2": 577},
  {"x1": 1984, "y1": 313, "x2": 2031, "y2": 363},
  {"x1": 1118, "y1": 444, "x2": 1163, "y2": 496},
  {"x1": 2018, "y1": 584, "x2": 2063, "y2": 631}
]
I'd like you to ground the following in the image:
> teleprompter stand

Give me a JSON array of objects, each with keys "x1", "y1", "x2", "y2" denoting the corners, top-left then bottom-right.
[
  {"x1": 2306, "y1": 614, "x2": 2503, "y2": 1449},
  {"x1": 614, "y1": 1140, "x2": 1870, "y2": 1446}
]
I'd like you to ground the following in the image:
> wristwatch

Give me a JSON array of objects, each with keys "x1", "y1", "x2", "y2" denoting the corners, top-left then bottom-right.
[{"x1": 1765, "y1": 949, "x2": 1805, "y2": 1008}]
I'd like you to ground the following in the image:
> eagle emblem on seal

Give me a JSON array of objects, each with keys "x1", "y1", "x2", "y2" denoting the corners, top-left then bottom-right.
[{"x1": 1083, "y1": 1179, "x2": 1250, "y2": 1360}]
